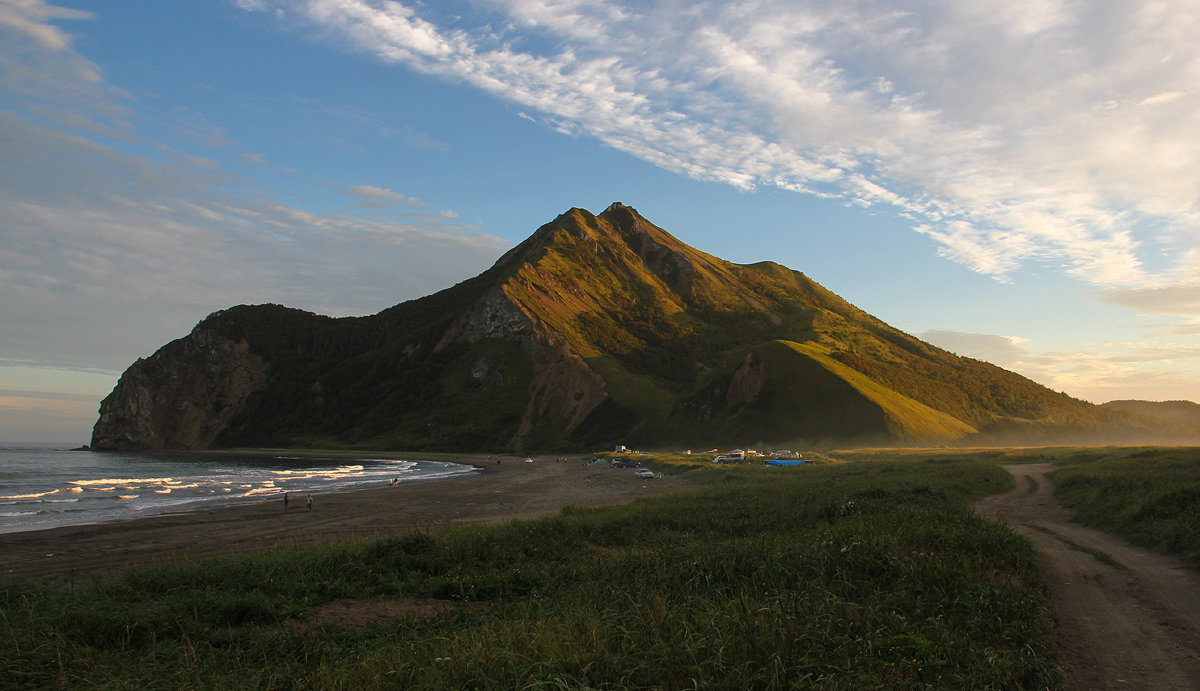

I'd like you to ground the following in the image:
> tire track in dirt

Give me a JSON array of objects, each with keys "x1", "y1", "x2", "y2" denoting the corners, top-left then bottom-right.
[{"x1": 975, "y1": 464, "x2": 1200, "y2": 690}]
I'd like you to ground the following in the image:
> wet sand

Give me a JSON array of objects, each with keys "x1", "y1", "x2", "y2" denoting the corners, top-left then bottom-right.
[{"x1": 0, "y1": 455, "x2": 694, "y2": 585}]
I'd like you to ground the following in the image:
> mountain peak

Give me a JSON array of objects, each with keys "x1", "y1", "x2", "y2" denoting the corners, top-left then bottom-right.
[
  {"x1": 598, "y1": 201, "x2": 642, "y2": 225},
  {"x1": 92, "y1": 204, "x2": 1200, "y2": 452}
]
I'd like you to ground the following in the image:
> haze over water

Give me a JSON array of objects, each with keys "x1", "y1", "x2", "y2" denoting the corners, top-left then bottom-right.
[{"x1": 0, "y1": 444, "x2": 478, "y2": 535}]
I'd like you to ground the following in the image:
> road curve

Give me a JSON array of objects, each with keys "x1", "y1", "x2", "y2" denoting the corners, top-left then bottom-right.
[{"x1": 975, "y1": 463, "x2": 1200, "y2": 690}]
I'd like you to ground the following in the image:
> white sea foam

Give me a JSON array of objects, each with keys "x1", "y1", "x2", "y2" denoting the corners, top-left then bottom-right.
[
  {"x1": 0, "y1": 490, "x2": 58, "y2": 500},
  {"x1": 70, "y1": 477, "x2": 175, "y2": 486},
  {"x1": 0, "y1": 448, "x2": 479, "y2": 535},
  {"x1": 241, "y1": 486, "x2": 283, "y2": 497}
]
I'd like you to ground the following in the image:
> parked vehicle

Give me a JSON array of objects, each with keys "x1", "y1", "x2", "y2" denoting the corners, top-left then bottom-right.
[{"x1": 634, "y1": 468, "x2": 655, "y2": 479}]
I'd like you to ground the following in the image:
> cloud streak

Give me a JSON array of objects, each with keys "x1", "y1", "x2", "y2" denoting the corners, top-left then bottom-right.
[
  {"x1": 921, "y1": 328, "x2": 1200, "y2": 403},
  {"x1": 240, "y1": 0, "x2": 1200, "y2": 293},
  {"x1": 0, "y1": 1, "x2": 510, "y2": 373},
  {"x1": 0, "y1": 110, "x2": 508, "y2": 371}
]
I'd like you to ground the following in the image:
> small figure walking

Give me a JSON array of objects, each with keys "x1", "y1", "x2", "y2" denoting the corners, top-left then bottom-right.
[
  {"x1": 306, "y1": 494, "x2": 313, "y2": 511},
  {"x1": 283, "y1": 492, "x2": 289, "y2": 511}
]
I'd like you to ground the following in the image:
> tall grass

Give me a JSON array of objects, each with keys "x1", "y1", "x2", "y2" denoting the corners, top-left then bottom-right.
[
  {"x1": 1051, "y1": 446, "x2": 1200, "y2": 568},
  {"x1": 1, "y1": 457, "x2": 1060, "y2": 689}
]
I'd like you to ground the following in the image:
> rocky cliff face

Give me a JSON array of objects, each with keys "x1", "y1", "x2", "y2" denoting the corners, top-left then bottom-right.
[{"x1": 92, "y1": 327, "x2": 269, "y2": 450}]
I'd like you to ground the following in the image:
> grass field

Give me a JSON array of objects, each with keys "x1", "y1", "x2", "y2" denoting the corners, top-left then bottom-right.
[
  {"x1": 1049, "y1": 446, "x2": 1200, "y2": 569},
  {"x1": 1, "y1": 453, "x2": 1062, "y2": 689}
]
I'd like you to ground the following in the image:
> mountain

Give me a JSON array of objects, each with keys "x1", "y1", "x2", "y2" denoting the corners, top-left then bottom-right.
[
  {"x1": 91, "y1": 203, "x2": 1200, "y2": 452},
  {"x1": 1102, "y1": 400, "x2": 1200, "y2": 427}
]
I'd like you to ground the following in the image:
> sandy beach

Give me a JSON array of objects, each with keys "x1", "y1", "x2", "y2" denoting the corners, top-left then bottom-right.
[{"x1": 0, "y1": 455, "x2": 694, "y2": 585}]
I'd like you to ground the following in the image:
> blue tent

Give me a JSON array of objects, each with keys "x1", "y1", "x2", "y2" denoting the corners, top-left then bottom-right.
[{"x1": 763, "y1": 459, "x2": 807, "y2": 467}]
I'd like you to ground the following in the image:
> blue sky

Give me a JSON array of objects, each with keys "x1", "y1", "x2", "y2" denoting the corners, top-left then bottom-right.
[{"x1": 3, "y1": 0, "x2": 1200, "y2": 443}]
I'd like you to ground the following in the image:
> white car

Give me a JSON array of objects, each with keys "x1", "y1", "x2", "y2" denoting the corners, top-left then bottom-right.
[{"x1": 634, "y1": 468, "x2": 655, "y2": 479}]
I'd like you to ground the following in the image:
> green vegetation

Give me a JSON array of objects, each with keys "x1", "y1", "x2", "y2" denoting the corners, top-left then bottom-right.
[
  {"x1": 781, "y1": 342, "x2": 977, "y2": 442},
  {"x1": 1, "y1": 456, "x2": 1061, "y2": 689},
  {"x1": 1050, "y1": 447, "x2": 1200, "y2": 568}
]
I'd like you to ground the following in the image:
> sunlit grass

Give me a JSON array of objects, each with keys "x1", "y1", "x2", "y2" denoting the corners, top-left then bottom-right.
[{"x1": 1051, "y1": 446, "x2": 1200, "y2": 568}]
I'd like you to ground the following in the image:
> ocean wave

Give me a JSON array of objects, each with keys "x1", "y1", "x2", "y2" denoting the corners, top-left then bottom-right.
[
  {"x1": 0, "y1": 489, "x2": 59, "y2": 500},
  {"x1": 0, "y1": 454, "x2": 477, "y2": 535},
  {"x1": 241, "y1": 487, "x2": 282, "y2": 497},
  {"x1": 69, "y1": 477, "x2": 176, "y2": 487},
  {"x1": 270, "y1": 464, "x2": 365, "y2": 476}
]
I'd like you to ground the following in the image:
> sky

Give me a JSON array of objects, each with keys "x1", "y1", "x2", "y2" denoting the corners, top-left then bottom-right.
[{"x1": 3, "y1": 0, "x2": 1200, "y2": 443}]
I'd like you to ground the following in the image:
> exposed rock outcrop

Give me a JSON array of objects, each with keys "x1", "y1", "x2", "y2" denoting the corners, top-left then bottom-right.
[{"x1": 91, "y1": 327, "x2": 268, "y2": 450}]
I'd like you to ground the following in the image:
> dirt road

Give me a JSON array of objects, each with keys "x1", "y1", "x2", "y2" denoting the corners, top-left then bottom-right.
[{"x1": 975, "y1": 464, "x2": 1200, "y2": 689}]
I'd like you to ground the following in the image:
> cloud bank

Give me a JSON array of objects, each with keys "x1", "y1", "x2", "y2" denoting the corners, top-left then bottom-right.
[
  {"x1": 922, "y1": 328, "x2": 1200, "y2": 404},
  {"x1": 240, "y1": 0, "x2": 1200, "y2": 294}
]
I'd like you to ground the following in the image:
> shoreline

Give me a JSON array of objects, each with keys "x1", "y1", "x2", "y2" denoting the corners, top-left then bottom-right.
[
  {"x1": 0, "y1": 454, "x2": 694, "y2": 585},
  {"x1": 0, "y1": 448, "x2": 489, "y2": 538}
]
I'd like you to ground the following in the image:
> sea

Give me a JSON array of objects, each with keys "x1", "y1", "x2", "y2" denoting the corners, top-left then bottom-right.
[{"x1": 0, "y1": 443, "x2": 480, "y2": 535}]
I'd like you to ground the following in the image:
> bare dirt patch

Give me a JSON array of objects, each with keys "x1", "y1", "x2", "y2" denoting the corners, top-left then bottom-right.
[{"x1": 975, "y1": 464, "x2": 1200, "y2": 690}]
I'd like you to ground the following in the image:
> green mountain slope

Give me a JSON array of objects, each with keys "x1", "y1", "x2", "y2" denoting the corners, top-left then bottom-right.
[{"x1": 92, "y1": 203, "x2": 1200, "y2": 451}]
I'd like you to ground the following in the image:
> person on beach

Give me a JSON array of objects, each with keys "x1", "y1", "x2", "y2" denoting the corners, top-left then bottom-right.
[
  {"x1": 284, "y1": 493, "x2": 289, "y2": 511},
  {"x1": 306, "y1": 494, "x2": 313, "y2": 510}
]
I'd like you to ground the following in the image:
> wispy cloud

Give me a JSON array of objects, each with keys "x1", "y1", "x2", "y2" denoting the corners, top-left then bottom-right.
[
  {"x1": 0, "y1": 111, "x2": 508, "y2": 370},
  {"x1": 0, "y1": 1, "x2": 510, "y2": 373},
  {"x1": 345, "y1": 184, "x2": 422, "y2": 208},
  {"x1": 921, "y1": 329, "x2": 1200, "y2": 402},
  {"x1": 0, "y1": 0, "x2": 91, "y2": 51},
  {"x1": 240, "y1": 0, "x2": 1200, "y2": 294}
]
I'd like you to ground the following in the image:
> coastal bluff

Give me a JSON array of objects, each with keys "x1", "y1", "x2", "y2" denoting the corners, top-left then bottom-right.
[{"x1": 92, "y1": 326, "x2": 268, "y2": 450}]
